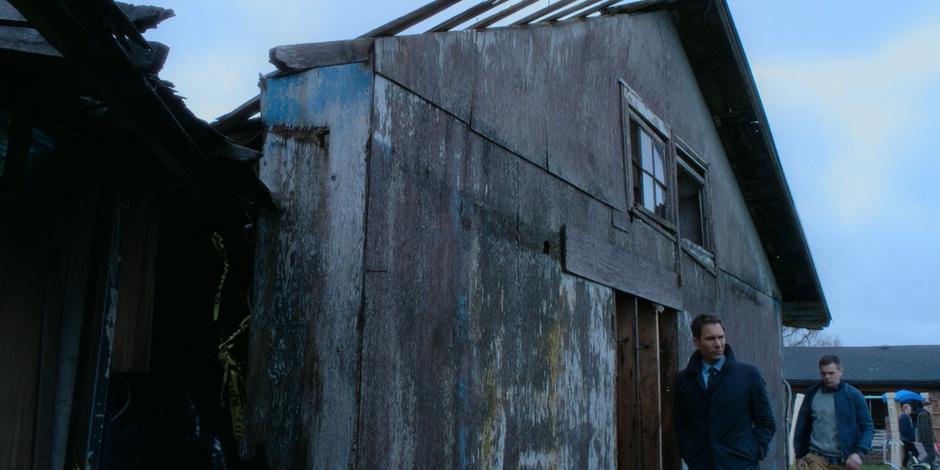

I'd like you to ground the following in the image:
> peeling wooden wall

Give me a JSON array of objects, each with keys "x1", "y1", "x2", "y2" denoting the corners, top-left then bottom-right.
[
  {"x1": 244, "y1": 63, "x2": 372, "y2": 469},
  {"x1": 249, "y1": 10, "x2": 789, "y2": 470}
]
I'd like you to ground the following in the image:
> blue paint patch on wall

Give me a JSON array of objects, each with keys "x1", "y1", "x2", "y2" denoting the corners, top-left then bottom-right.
[{"x1": 263, "y1": 62, "x2": 373, "y2": 128}]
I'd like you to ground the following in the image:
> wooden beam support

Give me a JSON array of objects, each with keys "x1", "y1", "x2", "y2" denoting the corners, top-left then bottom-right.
[
  {"x1": 212, "y1": 94, "x2": 260, "y2": 134},
  {"x1": 0, "y1": 1, "x2": 25, "y2": 22},
  {"x1": 537, "y1": 0, "x2": 603, "y2": 23},
  {"x1": 360, "y1": 0, "x2": 462, "y2": 38},
  {"x1": 512, "y1": 0, "x2": 579, "y2": 25},
  {"x1": 571, "y1": 0, "x2": 626, "y2": 20},
  {"x1": 563, "y1": 225, "x2": 682, "y2": 309},
  {"x1": 607, "y1": 0, "x2": 686, "y2": 15},
  {"x1": 270, "y1": 38, "x2": 373, "y2": 72},
  {"x1": 467, "y1": 0, "x2": 539, "y2": 29},
  {"x1": 0, "y1": 25, "x2": 60, "y2": 56},
  {"x1": 427, "y1": 0, "x2": 508, "y2": 32}
]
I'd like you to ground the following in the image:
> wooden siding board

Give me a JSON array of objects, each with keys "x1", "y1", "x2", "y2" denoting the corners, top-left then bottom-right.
[
  {"x1": 564, "y1": 225, "x2": 682, "y2": 310},
  {"x1": 0, "y1": 178, "x2": 54, "y2": 470},
  {"x1": 31, "y1": 166, "x2": 101, "y2": 470},
  {"x1": 244, "y1": 63, "x2": 372, "y2": 470},
  {"x1": 717, "y1": 271, "x2": 786, "y2": 467},
  {"x1": 542, "y1": 18, "x2": 625, "y2": 211},
  {"x1": 359, "y1": 75, "x2": 615, "y2": 468},
  {"x1": 374, "y1": 22, "x2": 627, "y2": 212},
  {"x1": 636, "y1": 301, "x2": 661, "y2": 469},
  {"x1": 111, "y1": 192, "x2": 160, "y2": 373}
]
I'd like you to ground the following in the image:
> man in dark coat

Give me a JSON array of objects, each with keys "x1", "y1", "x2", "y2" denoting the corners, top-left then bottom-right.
[
  {"x1": 900, "y1": 403, "x2": 917, "y2": 468},
  {"x1": 674, "y1": 314, "x2": 776, "y2": 470},
  {"x1": 915, "y1": 400, "x2": 937, "y2": 468}
]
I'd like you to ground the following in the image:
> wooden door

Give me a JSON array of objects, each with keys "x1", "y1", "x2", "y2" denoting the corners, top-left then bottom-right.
[{"x1": 616, "y1": 293, "x2": 679, "y2": 470}]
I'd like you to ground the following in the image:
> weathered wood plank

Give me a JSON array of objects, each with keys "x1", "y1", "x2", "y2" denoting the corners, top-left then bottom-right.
[
  {"x1": 31, "y1": 161, "x2": 101, "y2": 470},
  {"x1": 0, "y1": 120, "x2": 57, "y2": 470},
  {"x1": 244, "y1": 63, "x2": 373, "y2": 470},
  {"x1": 607, "y1": 0, "x2": 684, "y2": 15},
  {"x1": 376, "y1": 17, "x2": 632, "y2": 211},
  {"x1": 360, "y1": 0, "x2": 462, "y2": 38},
  {"x1": 269, "y1": 37, "x2": 373, "y2": 72},
  {"x1": 0, "y1": 25, "x2": 59, "y2": 56},
  {"x1": 570, "y1": 0, "x2": 627, "y2": 20},
  {"x1": 212, "y1": 95, "x2": 260, "y2": 133},
  {"x1": 360, "y1": 74, "x2": 616, "y2": 468},
  {"x1": 467, "y1": 0, "x2": 539, "y2": 29},
  {"x1": 115, "y1": 2, "x2": 175, "y2": 32},
  {"x1": 427, "y1": 0, "x2": 508, "y2": 32},
  {"x1": 537, "y1": 0, "x2": 603, "y2": 23},
  {"x1": 636, "y1": 300, "x2": 661, "y2": 469},
  {"x1": 0, "y1": 0, "x2": 25, "y2": 22},
  {"x1": 717, "y1": 271, "x2": 786, "y2": 465},
  {"x1": 564, "y1": 224, "x2": 682, "y2": 309},
  {"x1": 64, "y1": 194, "x2": 123, "y2": 468},
  {"x1": 658, "y1": 310, "x2": 680, "y2": 470},
  {"x1": 616, "y1": 295, "x2": 640, "y2": 470},
  {"x1": 511, "y1": 0, "x2": 579, "y2": 25},
  {"x1": 111, "y1": 192, "x2": 159, "y2": 373}
]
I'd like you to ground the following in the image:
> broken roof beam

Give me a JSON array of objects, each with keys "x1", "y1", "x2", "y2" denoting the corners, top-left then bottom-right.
[
  {"x1": 570, "y1": 0, "x2": 628, "y2": 20},
  {"x1": 0, "y1": 25, "x2": 61, "y2": 56},
  {"x1": 537, "y1": 0, "x2": 604, "y2": 23},
  {"x1": 270, "y1": 37, "x2": 373, "y2": 73},
  {"x1": 467, "y1": 0, "x2": 539, "y2": 29},
  {"x1": 213, "y1": 95, "x2": 260, "y2": 134},
  {"x1": 607, "y1": 0, "x2": 691, "y2": 15},
  {"x1": 9, "y1": 0, "x2": 272, "y2": 211},
  {"x1": 115, "y1": 2, "x2": 174, "y2": 33},
  {"x1": 511, "y1": 0, "x2": 580, "y2": 26},
  {"x1": 427, "y1": 0, "x2": 509, "y2": 32},
  {"x1": 360, "y1": 0, "x2": 462, "y2": 38},
  {"x1": 0, "y1": 0, "x2": 26, "y2": 23}
]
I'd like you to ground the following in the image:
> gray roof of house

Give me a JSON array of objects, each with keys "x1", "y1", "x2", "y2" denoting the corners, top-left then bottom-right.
[{"x1": 784, "y1": 346, "x2": 940, "y2": 387}]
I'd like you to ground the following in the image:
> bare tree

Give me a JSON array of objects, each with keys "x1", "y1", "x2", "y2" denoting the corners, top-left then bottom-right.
[{"x1": 782, "y1": 327, "x2": 842, "y2": 347}]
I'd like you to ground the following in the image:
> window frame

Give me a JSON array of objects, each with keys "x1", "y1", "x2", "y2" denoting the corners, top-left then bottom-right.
[
  {"x1": 620, "y1": 80, "x2": 676, "y2": 235},
  {"x1": 674, "y1": 137, "x2": 716, "y2": 271}
]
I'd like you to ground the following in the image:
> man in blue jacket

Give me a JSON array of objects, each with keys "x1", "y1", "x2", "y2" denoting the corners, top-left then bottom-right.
[
  {"x1": 899, "y1": 403, "x2": 917, "y2": 468},
  {"x1": 674, "y1": 314, "x2": 776, "y2": 469},
  {"x1": 794, "y1": 355, "x2": 873, "y2": 470}
]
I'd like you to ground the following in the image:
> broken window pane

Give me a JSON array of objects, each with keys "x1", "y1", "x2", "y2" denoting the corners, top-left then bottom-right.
[{"x1": 677, "y1": 155, "x2": 707, "y2": 248}]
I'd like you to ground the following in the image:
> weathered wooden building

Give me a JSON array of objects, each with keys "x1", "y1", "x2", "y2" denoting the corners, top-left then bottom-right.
[
  {"x1": 242, "y1": 0, "x2": 830, "y2": 469},
  {"x1": 0, "y1": 1, "x2": 270, "y2": 468}
]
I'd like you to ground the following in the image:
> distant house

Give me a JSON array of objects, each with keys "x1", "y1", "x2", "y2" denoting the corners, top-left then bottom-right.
[{"x1": 240, "y1": 1, "x2": 830, "y2": 469}]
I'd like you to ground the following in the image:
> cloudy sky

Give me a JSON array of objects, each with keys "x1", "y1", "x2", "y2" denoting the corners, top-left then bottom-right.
[{"x1": 144, "y1": 1, "x2": 940, "y2": 346}]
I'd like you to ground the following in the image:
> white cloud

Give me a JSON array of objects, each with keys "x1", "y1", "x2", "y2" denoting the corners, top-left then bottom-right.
[{"x1": 754, "y1": 18, "x2": 940, "y2": 225}]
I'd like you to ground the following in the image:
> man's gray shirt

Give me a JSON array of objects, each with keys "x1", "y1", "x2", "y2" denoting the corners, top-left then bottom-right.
[{"x1": 810, "y1": 390, "x2": 842, "y2": 457}]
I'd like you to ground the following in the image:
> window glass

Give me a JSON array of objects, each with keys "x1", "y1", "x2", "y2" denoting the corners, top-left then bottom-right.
[
  {"x1": 653, "y1": 142, "x2": 665, "y2": 182},
  {"x1": 643, "y1": 174, "x2": 656, "y2": 212},
  {"x1": 655, "y1": 183, "x2": 667, "y2": 218}
]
